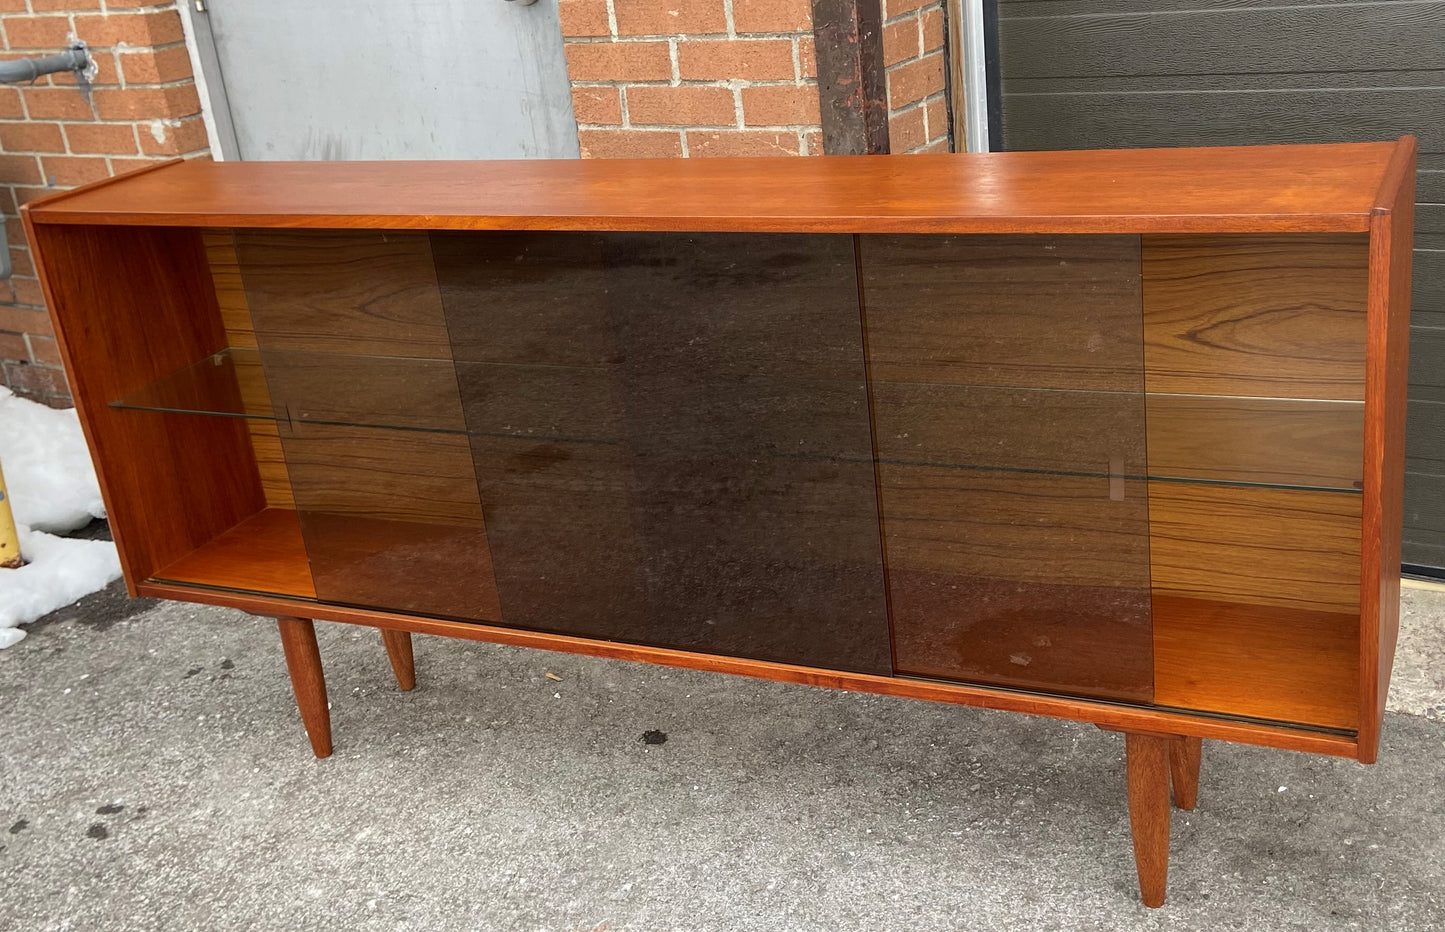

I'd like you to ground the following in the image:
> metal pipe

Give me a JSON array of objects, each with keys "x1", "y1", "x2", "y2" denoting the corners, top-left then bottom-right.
[
  {"x1": 960, "y1": 0, "x2": 990, "y2": 152},
  {"x1": 0, "y1": 44, "x2": 90, "y2": 84}
]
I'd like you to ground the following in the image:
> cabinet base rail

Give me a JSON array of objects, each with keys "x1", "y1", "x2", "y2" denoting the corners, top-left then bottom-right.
[{"x1": 271, "y1": 614, "x2": 1204, "y2": 907}]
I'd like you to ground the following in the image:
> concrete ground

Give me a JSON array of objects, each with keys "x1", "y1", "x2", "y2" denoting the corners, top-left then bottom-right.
[{"x1": 2, "y1": 542, "x2": 1444, "y2": 930}]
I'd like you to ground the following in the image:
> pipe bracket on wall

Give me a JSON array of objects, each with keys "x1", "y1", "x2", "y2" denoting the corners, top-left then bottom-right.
[{"x1": 0, "y1": 41, "x2": 92, "y2": 86}]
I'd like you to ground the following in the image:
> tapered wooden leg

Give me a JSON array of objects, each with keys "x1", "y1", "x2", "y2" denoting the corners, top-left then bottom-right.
[
  {"x1": 381, "y1": 629, "x2": 416, "y2": 691},
  {"x1": 1125, "y1": 733, "x2": 1172, "y2": 908},
  {"x1": 277, "y1": 616, "x2": 332, "y2": 759},
  {"x1": 1169, "y1": 736, "x2": 1203, "y2": 812}
]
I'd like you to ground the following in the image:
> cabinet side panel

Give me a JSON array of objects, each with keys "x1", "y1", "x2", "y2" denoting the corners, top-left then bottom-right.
[
  {"x1": 26, "y1": 222, "x2": 266, "y2": 583},
  {"x1": 1360, "y1": 144, "x2": 1417, "y2": 762},
  {"x1": 201, "y1": 229, "x2": 294, "y2": 508}
]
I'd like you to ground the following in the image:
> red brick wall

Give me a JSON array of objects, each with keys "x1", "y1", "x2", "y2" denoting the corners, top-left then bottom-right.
[
  {"x1": 881, "y1": 0, "x2": 949, "y2": 153},
  {"x1": 559, "y1": 0, "x2": 825, "y2": 158},
  {"x1": 0, "y1": 0, "x2": 206, "y2": 406}
]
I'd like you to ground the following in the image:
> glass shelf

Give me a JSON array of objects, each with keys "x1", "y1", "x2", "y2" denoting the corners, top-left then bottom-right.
[
  {"x1": 111, "y1": 348, "x2": 471, "y2": 435},
  {"x1": 113, "y1": 350, "x2": 1365, "y2": 494}
]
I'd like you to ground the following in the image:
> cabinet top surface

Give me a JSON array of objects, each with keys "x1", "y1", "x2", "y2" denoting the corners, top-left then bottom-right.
[{"x1": 24, "y1": 139, "x2": 1411, "y2": 234}]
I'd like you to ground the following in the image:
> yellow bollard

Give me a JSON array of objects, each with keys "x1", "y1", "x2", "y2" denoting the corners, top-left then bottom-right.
[{"x1": 0, "y1": 457, "x2": 23, "y2": 569}]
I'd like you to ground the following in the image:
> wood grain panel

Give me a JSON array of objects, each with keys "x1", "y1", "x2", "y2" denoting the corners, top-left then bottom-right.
[
  {"x1": 299, "y1": 512, "x2": 501, "y2": 623},
  {"x1": 880, "y1": 466, "x2": 1150, "y2": 588},
  {"x1": 873, "y1": 381, "x2": 1145, "y2": 476},
  {"x1": 861, "y1": 233, "x2": 1143, "y2": 391},
  {"x1": 1153, "y1": 595, "x2": 1358, "y2": 731},
  {"x1": 202, "y1": 229, "x2": 294, "y2": 508},
  {"x1": 1147, "y1": 483, "x2": 1361, "y2": 615},
  {"x1": 278, "y1": 423, "x2": 484, "y2": 528},
  {"x1": 1359, "y1": 141, "x2": 1416, "y2": 760},
  {"x1": 1146, "y1": 395, "x2": 1363, "y2": 490},
  {"x1": 154, "y1": 507, "x2": 315, "y2": 598},
  {"x1": 279, "y1": 421, "x2": 500, "y2": 622},
  {"x1": 262, "y1": 352, "x2": 466, "y2": 433},
  {"x1": 27, "y1": 142, "x2": 1402, "y2": 234},
  {"x1": 24, "y1": 222, "x2": 266, "y2": 585},
  {"x1": 1142, "y1": 234, "x2": 1370, "y2": 398},
  {"x1": 235, "y1": 230, "x2": 451, "y2": 358},
  {"x1": 203, "y1": 230, "x2": 258, "y2": 350}
]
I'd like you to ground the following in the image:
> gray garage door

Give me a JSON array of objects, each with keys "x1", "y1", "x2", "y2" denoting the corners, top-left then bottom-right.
[{"x1": 992, "y1": 0, "x2": 1445, "y2": 572}]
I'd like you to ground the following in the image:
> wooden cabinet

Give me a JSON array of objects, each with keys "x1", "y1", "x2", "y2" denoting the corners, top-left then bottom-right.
[{"x1": 23, "y1": 138, "x2": 1416, "y2": 907}]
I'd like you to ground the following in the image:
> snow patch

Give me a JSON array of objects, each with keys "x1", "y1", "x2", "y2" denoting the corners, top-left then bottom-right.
[
  {"x1": 0, "y1": 524, "x2": 122, "y2": 647},
  {"x1": 1, "y1": 387, "x2": 118, "y2": 647},
  {"x1": 0, "y1": 385, "x2": 105, "y2": 532}
]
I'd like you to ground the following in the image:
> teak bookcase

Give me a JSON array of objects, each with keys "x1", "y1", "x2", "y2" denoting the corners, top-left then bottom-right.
[{"x1": 23, "y1": 139, "x2": 1416, "y2": 907}]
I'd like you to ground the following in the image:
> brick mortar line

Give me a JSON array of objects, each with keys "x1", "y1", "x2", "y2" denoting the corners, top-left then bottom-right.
[
  {"x1": 71, "y1": 37, "x2": 191, "y2": 54},
  {"x1": 890, "y1": 87, "x2": 947, "y2": 113},
  {"x1": 0, "y1": 117, "x2": 201, "y2": 162},
  {"x1": 7, "y1": 7, "x2": 178, "y2": 14},
  {"x1": 22, "y1": 332, "x2": 62, "y2": 369},
  {"x1": 579, "y1": 121, "x2": 819, "y2": 131},
  {"x1": 564, "y1": 32, "x2": 812, "y2": 43},
  {"x1": 889, "y1": 92, "x2": 947, "y2": 118},
  {"x1": 114, "y1": 38, "x2": 190, "y2": 53},
  {"x1": 882, "y1": 2, "x2": 944, "y2": 27},
  {"x1": 884, "y1": 48, "x2": 944, "y2": 74},
  {"x1": 574, "y1": 79, "x2": 819, "y2": 87},
  {"x1": 594, "y1": 122, "x2": 821, "y2": 131},
  {"x1": 0, "y1": 106, "x2": 209, "y2": 120}
]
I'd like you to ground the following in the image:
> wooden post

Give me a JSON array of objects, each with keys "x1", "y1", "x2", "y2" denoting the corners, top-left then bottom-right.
[
  {"x1": 1169, "y1": 736, "x2": 1203, "y2": 811},
  {"x1": 381, "y1": 629, "x2": 416, "y2": 691},
  {"x1": 1125, "y1": 732, "x2": 1173, "y2": 907},
  {"x1": 277, "y1": 616, "x2": 331, "y2": 758}
]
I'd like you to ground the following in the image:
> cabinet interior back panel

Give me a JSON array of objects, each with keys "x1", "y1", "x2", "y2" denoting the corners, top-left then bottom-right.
[
  {"x1": 204, "y1": 230, "x2": 294, "y2": 509},
  {"x1": 860, "y1": 234, "x2": 1144, "y2": 391},
  {"x1": 1141, "y1": 234, "x2": 1369, "y2": 399}
]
